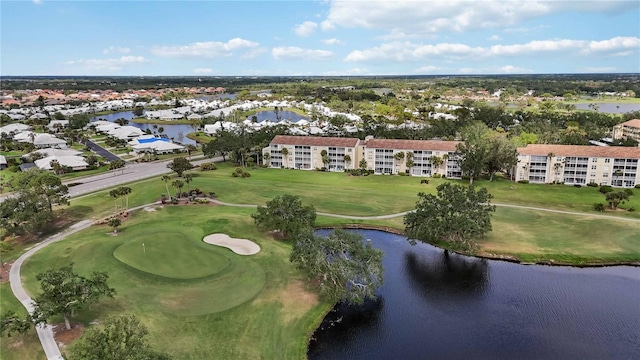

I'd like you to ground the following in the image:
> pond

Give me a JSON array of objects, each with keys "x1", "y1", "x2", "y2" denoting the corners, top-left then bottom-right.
[
  {"x1": 90, "y1": 111, "x2": 197, "y2": 145},
  {"x1": 574, "y1": 103, "x2": 640, "y2": 114},
  {"x1": 250, "y1": 110, "x2": 308, "y2": 123},
  {"x1": 308, "y1": 229, "x2": 640, "y2": 360}
]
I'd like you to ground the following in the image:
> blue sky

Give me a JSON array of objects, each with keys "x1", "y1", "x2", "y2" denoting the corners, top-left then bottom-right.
[{"x1": 2, "y1": 0, "x2": 639, "y2": 76}]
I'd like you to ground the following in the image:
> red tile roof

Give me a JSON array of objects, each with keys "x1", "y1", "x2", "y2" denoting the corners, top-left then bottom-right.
[
  {"x1": 618, "y1": 119, "x2": 640, "y2": 128},
  {"x1": 271, "y1": 135, "x2": 360, "y2": 147},
  {"x1": 364, "y1": 138, "x2": 460, "y2": 151},
  {"x1": 517, "y1": 144, "x2": 640, "y2": 159}
]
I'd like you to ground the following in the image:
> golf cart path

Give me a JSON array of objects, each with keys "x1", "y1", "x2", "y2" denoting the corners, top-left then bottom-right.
[
  {"x1": 9, "y1": 203, "x2": 157, "y2": 360},
  {"x1": 210, "y1": 199, "x2": 640, "y2": 222}
]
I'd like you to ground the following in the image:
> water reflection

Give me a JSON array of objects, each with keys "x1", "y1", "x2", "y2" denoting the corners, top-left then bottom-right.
[
  {"x1": 310, "y1": 297, "x2": 384, "y2": 347},
  {"x1": 405, "y1": 250, "x2": 489, "y2": 299}
]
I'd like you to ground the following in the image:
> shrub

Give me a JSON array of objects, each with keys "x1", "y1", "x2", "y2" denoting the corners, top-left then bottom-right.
[
  {"x1": 573, "y1": 184, "x2": 582, "y2": 188},
  {"x1": 628, "y1": 207, "x2": 636, "y2": 212},
  {"x1": 517, "y1": 180, "x2": 529, "y2": 184},
  {"x1": 587, "y1": 182, "x2": 598, "y2": 187},
  {"x1": 593, "y1": 203, "x2": 606, "y2": 212},
  {"x1": 241, "y1": 171, "x2": 251, "y2": 178},
  {"x1": 171, "y1": 197, "x2": 179, "y2": 205},
  {"x1": 461, "y1": 175, "x2": 470, "y2": 180},
  {"x1": 635, "y1": 184, "x2": 640, "y2": 189},
  {"x1": 624, "y1": 189, "x2": 634, "y2": 196},
  {"x1": 432, "y1": 173, "x2": 441, "y2": 178},
  {"x1": 8, "y1": 165, "x2": 19, "y2": 172},
  {"x1": 199, "y1": 162, "x2": 217, "y2": 171},
  {"x1": 398, "y1": 172, "x2": 408, "y2": 176},
  {"x1": 420, "y1": 179, "x2": 429, "y2": 184},
  {"x1": 599, "y1": 185, "x2": 614, "y2": 194}
]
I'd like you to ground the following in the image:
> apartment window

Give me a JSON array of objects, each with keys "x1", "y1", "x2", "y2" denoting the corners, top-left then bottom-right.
[
  {"x1": 603, "y1": 173, "x2": 609, "y2": 178},
  {"x1": 591, "y1": 165, "x2": 597, "y2": 170},
  {"x1": 605, "y1": 159, "x2": 610, "y2": 163},
  {"x1": 592, "y1": 158, "x2": 597, "y2": 163},
  {"x1": 590, "y1": 172, "x2": 596, "y2": 177}
]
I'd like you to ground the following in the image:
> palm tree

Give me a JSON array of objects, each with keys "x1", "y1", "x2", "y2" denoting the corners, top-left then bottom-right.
[
  {"x1": 553, "y1": 162, "x2": 563, "y2": 183},
  {"x1": 120, "y1": 187, "x2": 132, "y2": 211},
  {"x1": 343, "y1": 154, "x2": 352, "y2": 169},
  {"x1": 109, "y1": 188, "x2": 122, "y2": 213},
  {"x1": 546, "y1": 152, "x2": 555, "y2": 182},
  {"x1": 108, "y1": 218, "x2": 121, "y2": 234},
  {"x1": 172, "y1": 179, "x2": 184, "y2": 198},
  {"x1": 184, "y1": 173, "x2": 193, "y2": 193},
  {"x1": 320, "y1": 149, "x2": 330, "y2": 170},
  {"x1": 429, "y1": 155, "x2": 443, "y2": 176},
  {"x1": 186, "y1": 144, "x2": 197, "y2": 160},
  {"x1": 263, "y1": 152, "x2": 271, "y2": 167},
  {"x1": 281, "y1": 147, "x2": 289, "y2": 168},
  {"x1": 161, "y1": 175, "x2": 171, "y2": 197}
]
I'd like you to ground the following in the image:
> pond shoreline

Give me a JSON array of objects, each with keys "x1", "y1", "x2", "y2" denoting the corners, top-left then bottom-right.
[{"x1": 315, "y1": 224, "x2": 640, "y2": 268}]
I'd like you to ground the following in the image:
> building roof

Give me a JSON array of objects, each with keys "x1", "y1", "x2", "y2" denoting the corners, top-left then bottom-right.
[
  {"x1": 517, "y1": 144, "x2": 640, "y2": 159},
  {"x1": 0, "y1": 155, "x2": 6, "y2": 165},
  {"x1": 271, "y1": 135, "x2": 360, "y2": 147},
  {"x1": 35, "y1": 155, "x2": 89, "y2": 170},
  {"x1": 364, "y1": 138, "x2": 460, "y2": 151},
  {"x1": 617, "y1": 119, "x2": 640, "y2": 128}
]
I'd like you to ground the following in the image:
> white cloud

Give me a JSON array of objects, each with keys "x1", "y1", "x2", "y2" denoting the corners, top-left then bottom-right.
[
  {"x1": 193, "y1": 68, "x2": 213, "y2": 74},
  {"x1": 321, "y1": 67, "x2": 370, "y2": 76},
  {"x1": 103, "y1": 46, "x2": 131, "y2": 55},
  {"x1": 456, "y1": 65, "x2": 533, "y2": 74},
  {"x1": 321, "y1": 1, "x2": 637, "y2": 38},
  {"x1": 321, "y1": 38, "x2": 343, "y2": 45},
  {"x1": 293, "y1": 21, "x2": 318, "y2": 37},
  {"x1": 272, "y1": 46, "x2": 334, "y2": 60},
  {"x1": 65, "y1": 56, "x2": 148, "y2": 72},
  {"x1": 240, "y1": 47, "x2": 268, "y2": 60},
  {"x1": 581, "y1": 66, "x2": 617, "y2": 73},
  {"x1": 345, "y1": 36, "x2": 640, "y2": 62},
  {"x1": 151, "y1": 38, "x2": 259, "y2": 58},
  {"x1": 32, "y1": 0, "x2": 43, "y2": 4},
  {"x1": 487, "y1": 35, "x2": 502, "y2": 41},
  {"x1": 415, "y1": 65, "x2": 442, "y2": 73}
]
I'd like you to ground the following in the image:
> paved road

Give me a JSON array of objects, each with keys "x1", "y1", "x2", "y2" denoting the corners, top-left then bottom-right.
[{"x1": 84, "y1": 140, "x2": 121, "y2": 162}]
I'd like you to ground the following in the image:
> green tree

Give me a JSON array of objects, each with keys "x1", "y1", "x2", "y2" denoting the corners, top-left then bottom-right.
[
  {"x1": 132, "y1": 106, "x2": 145, "y2": 117},
  {"x1": 290, "y1": 229, "x2": 384, "y2": 305},
  {"x1": 429, "y1": 155, "x2": 443, "y2": 175},
  {"x1": 1, "y1": 310, "x2": 33, "y2": 337},
  {"x1": 166, "y1": 157, "x2": 193, "y2": 177},
  {"x1": 605, "y1": 191, "x2": 630, "y2": 210},
  {"x1": 455, "y1": 121, "x2": 491, "y2": 185},
  {"x1": 109, "y1": 159, "x2": 126, "y2": 171},
  {"x1": 252, "y1": 194, "x2": 316, "y2": 239},
  {"x1": 404, "y1": 183, "x2": 496, "y2": 251},
  {"x1": 69, "y1": 314, "x2": 171, "y2": 360},
  {"x1": 183, "y1": 173, "x2": 193, "y2": 192},
  {"x1": 359, "y1": 158, "x2": 368, "y2": 170},
  {"x1": 108, "y1": 218, "x2": 121, "y2": 234},
  {"x1": 281, "y1": 147, "x2": 289, "y2": 168},
  {"x1": 161, "y1": 175, "x2": 171, "y2": 197},
  {"x1": 484, "y1": 132, "x2": 518, "y2": 181},
  {"x1": 32, "y1": 264, "x2": 116, "y2": 330},
  {"x1": 343, "y1": 154, "x2": 352, "y2": 168},
  {"x1": 0, "y1": 241, "x2": 14, "y2": 268},
  {"x1": 172, "y1": 179, "x2": 184, "y2": 197}
]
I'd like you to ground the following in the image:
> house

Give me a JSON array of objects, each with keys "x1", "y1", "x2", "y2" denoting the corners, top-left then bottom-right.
[
  {"x1": 47, "y1": 120, "x2": 69, "y2": 131},
  {"x1": 517, "y1": 144, "x2": 640, "y2": 187},
  {"x1": 612, "y1": 119, "x2": 640, "y2": 143},
  {"x1": 0, "y1": 155, "x2": 7, "y2": 170},
  {"x1": 0, "y1": 123, "x2": 31, "y2": 135},
  {"x1": 131, "y1": 141, "x2": 184, "y2": 154},
  {"x1": 35, "y1": 155, "x2": 89, "y2": 171}
]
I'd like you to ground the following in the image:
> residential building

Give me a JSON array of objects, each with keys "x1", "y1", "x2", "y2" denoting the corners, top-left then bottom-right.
[
  {"x1": 361, "y1": 138, "x2": 461, "y2": 177},
  {"x1": 612, "y1": 119, "x2": 640, "y2": 143},
  {"x1": 264, "y1": 135, "x2": 360, "y2": 171},
  {"x1": 517, "y1": 144, "x2": 640, "y2": 187}
]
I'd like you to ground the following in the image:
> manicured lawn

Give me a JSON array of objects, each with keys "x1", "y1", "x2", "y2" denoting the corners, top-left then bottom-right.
[
  {"x1": 19, "y1": 206, "x2": 329, "y2": 359},
  {"x1": 186, "y1": 131, "x2": 212, "y2": 144}
]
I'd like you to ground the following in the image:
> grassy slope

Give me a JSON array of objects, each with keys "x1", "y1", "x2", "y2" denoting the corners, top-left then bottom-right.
[{"x1": 0, "y1": 283, "x2": 45, "y2": 360}]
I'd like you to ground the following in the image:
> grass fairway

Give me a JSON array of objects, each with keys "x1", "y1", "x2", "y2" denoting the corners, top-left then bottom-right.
[
  {"x1": 19, "y1": 206, "x2": 329, "y2": 359},
  {"x1": 0, "y1": 283, "x2": 45, "y2": 360}
]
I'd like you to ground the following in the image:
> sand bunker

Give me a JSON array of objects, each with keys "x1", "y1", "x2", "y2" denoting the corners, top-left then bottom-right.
[{"x1": 203, "y1": 234, "x2": 260, "y2": 255}]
